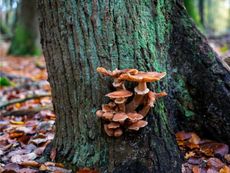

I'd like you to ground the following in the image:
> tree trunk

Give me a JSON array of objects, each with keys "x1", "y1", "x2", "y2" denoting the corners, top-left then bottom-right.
[
  {"x1": 38, "y1": 0, "x2": 230, "y2": 172},
  {"x1": 198, "y1": 0, "x2": 204, "y2": 26},
  {"x1": 183, "y1": 0, "x2": 201, "y2": 27},
  {"x1": 168, "y1": 2, "x2": 230, "y2": 143},
  {"x1": 8, "y1": 0, "x2": 41, "y2": 56}
]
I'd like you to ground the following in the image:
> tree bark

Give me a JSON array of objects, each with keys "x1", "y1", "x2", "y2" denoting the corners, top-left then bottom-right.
[
  {"x1": 168, "y1": 2, "x2": 230, "y2": 143},
  {"x1": 38, "y1": 0, "x2": 230, "y2": 172}
]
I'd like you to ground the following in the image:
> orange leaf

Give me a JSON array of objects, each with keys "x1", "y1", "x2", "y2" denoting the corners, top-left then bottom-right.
[
  {"x1": 77, "y1": 168, "x2": 99, "y2": 173},
  {"x1": 20, "y1": 161, "x2": 40, "y2": 168},
  {"x1": 176, "y1": 131, "x2": 192, "y2": 141},
  {"x1": 9, "y1": 131, "x2": 24, "y2": 138},
  {"x1": 220, "y1": 166, "x2": 230, "y2": 173},
  {"x1": 189, "y1": 133, "x2": 200, "y2": 145},
  {"x1": 192, "y1": 166, "x2": 201, "y2": 173}
]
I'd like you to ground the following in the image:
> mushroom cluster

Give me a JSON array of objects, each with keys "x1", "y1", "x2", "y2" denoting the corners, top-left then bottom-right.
[{"x1": 96, "y1": 67, "x2": 167, "y2": 137}]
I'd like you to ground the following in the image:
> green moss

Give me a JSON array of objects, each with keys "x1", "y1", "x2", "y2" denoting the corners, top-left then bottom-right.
[
  {"x1": 174, "y1": 75, "x2": 195, "y2": 118},
  {"x1": 8, "y1": 24, "x2": 41, "y2": 56}
]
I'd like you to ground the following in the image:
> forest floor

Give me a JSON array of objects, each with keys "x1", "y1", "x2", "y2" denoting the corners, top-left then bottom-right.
[{"x1": 0, "y1": 41, "x2": 230, "y2": 172}]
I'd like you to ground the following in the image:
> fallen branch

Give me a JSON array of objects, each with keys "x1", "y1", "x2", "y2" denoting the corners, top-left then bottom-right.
[
  {"x1": 1, "y1": 104, "x2": 53, "y2": 116},
  {"x1": 1, "y1": 80, "x2": 49, "y2": 94},
  {"x1": 0, "y1": 93, "x2": 51, "y2": 110}
]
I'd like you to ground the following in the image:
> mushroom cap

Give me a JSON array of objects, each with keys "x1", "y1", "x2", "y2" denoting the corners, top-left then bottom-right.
[
  {"x1": 114, "y1": 98, "x2": 127, "y2": 104},
  {"x1": 127, "y1": 113, "x2": 144, "y2": 122},
  {"x1": 97, "y1": 67, "x2": 138, "y2": 78},
  {"x1": 113, "y1": 112, "x2": 128, "y2": 122},
  {"x1": 106, "y1": 90, "x2": 133, "y2": 99},
  {"x1": 104, "y1": 124, "x2": 114, "y2": 136},
  {"x1": 114, "y1": 128, "x2": 123, "y2": 137},
  {"x1": 147, "y1": 91, "x2": 167, "y2": 107},
  {"x1": 96, "y1": 110, "x2": 104, "y2": 118},
  {"x1": 154, "y1": 91, "x2": 167, "y2": 98},
  {"x1": 102, "y1": 112, "x2": 114, "y2": 121},
  {"x1": 107, "y1": 122, "x2": 120, "y2": 129},
  {"x1": 102, "y1": 103, "x2": 116, "y2": 112},
  {"x1": 128, "y1": 120, "x2": 148, "y2": 131},
  {"x1": 118, "y1": 71, "x2": 166, "y2": 83}
]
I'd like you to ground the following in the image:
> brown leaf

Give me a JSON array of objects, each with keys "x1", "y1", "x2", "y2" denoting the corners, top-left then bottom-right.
[
  {"x1": 224, "y1": 154, "x2": 230, "y2": 163},
  {"x1": 189, "y1": 133, "x2": 201, "y2": 145},
  {"x1": 9, "y1": 131, "x2": 24, "y2": 139},
  {"x1": 207, "y1": 158, "x2": 225, "y2": 170},
  {"x1": 207, "y1": 168, "x2": 219, "y2": 173},
  {"x1": 219, "y1": 166, "x2": 230, "y2": 173},
  {"x1": 176, "y1": 131, "x2": 192, "y2": 141},
  {"x1": 200, "y1": 142, "x2": 229, "y2": 157},
  {"x1": 192, "y1": 166, "x2": 201, "y2": 173},
  {"x1": 50, "y1": 147, "x2": 56, "y2": 161},
  {"x1": 77, "y1": 168, "x2": 99, "y2": 173},
  {"x1": 19, "y1": 161, "x2": 40, "y2": 168},
  {"x1": 185, "y1": 151, "x2": 196, "y2": 159}
]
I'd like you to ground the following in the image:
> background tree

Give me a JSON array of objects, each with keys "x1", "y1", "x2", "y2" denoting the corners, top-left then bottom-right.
[
  {"x1": 38, "y1": 0, "x2": 230, "y2": 172},
  {"x1": 8, "y1": 0, "x2": 41, "y2": 56}
]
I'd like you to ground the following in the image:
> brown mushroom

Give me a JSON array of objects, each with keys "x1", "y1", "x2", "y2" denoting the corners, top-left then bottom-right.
[
  {"x1": 96, "y1": 110, "x2": 104, "y2": 118},
  {"x1": 97, "y1": 67, "x2": 138, "y2": 90},
  {"x1": 107, "y1": 122, "x2": 120, "y2": 129},
  {"x1": 102, "y1": 103, "x2": 116, "y2": 112},
  {"x1": 128, "y1": 120, "x2": 148, "y2": 131},
  {"x1": 104, "y1": 124, "x2": 114, "y2": 136},
  {"x1": 114, "y1": 128, "x2": 123, "y2": 137},
  {"x1": 139, "y1": 91, "x2": 167, "y2": 117},
  {"x1": 127, "y1": 112, "x2": 143, "y2": 123},
  {"x1": 106, "y1": 90, "x2": 133, "y2": 112},
  {"x1": 102, "y1": 111, "x2": 114, "y2": 121},
  {"x1": 113, "y1": 112, "x2": 128, "y2": 123},
  {"x1": 118, "y1": 71, "x2": 166, "y2": 112}
]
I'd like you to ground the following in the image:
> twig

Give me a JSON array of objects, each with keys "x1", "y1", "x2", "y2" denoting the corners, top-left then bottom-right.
[
  {"x1": 0, "y1": 93, "x2": 51, "y2": 110},
  {"x1": 1, "y1": 104, "x2": 53, "y2": 116}
]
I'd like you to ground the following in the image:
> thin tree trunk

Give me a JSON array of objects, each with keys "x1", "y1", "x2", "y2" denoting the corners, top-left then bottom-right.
[
  {"x1": 199, "y1": 0, "x2": 204, "y2": 26},
  {"x1": 8, "y1": 0, "x2": 41, "y2": 56},
  {"x1": 38, "y1": 0, "x2": 230, "y2": 172}
]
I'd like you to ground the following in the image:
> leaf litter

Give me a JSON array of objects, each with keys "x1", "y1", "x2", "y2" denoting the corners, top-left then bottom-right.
[{"x1": 1, "y1": 56, "x2": 229, "y2": 173}]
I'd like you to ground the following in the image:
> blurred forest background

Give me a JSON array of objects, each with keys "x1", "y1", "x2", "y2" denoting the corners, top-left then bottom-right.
[{"x1": 0, "y1": 0, "x2": 230, "y2": 65}]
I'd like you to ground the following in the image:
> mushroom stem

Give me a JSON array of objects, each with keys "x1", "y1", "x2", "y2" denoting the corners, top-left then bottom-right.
[
  {"x1": 118, "y1": 103, "x2": 126, "y2": 112},
  {"x1": 112, "y1": 79, "x2": 126, "y2": 90},
  {"x1": 126, "y1": 94, "x2": 144, "y2": 112},
  {"x1": 138, "y1": 105, "x2": 151, "y2": 117},
  {"x1": 136, "y1": 82, "x2": 147, "y2": 91}
]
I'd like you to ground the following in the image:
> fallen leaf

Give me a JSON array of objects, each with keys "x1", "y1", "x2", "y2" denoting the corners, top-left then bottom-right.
[
  {"x1": 189, "y1": 133, "x2": 201, "y2": 145},
  {"x1": 77, "y1": 167, "x2": 99, "y2": 173},
  {"x1": 207, "y1": 158, "x2": 225, "y2": 170},
  {"x1": 185, "y1": 151, "x2": 196, "y2": 159},
  {"x1": 176, "y1": 131, "x2": 192, "y2": 141},
  {"x1": 50, "y1": 147, "x2": 56, "y2": 161},
  {"x1": 219, "y1": 166, "x2": 230, "y2": 173},
  {"x1": 20, "y1": 160, "x2": 40, "y2": 167}
]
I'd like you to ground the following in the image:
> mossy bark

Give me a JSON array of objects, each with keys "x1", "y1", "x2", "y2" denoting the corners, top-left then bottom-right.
[
  {"x1": 168, "y1": 2, "x2": 230, "y2": 143},
  {"x1": 38, "y1": 0, "x2": 230, "y2": 172},
  {"x1": 8, "y1": 0, "x2": 41, "y2": 56}
]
